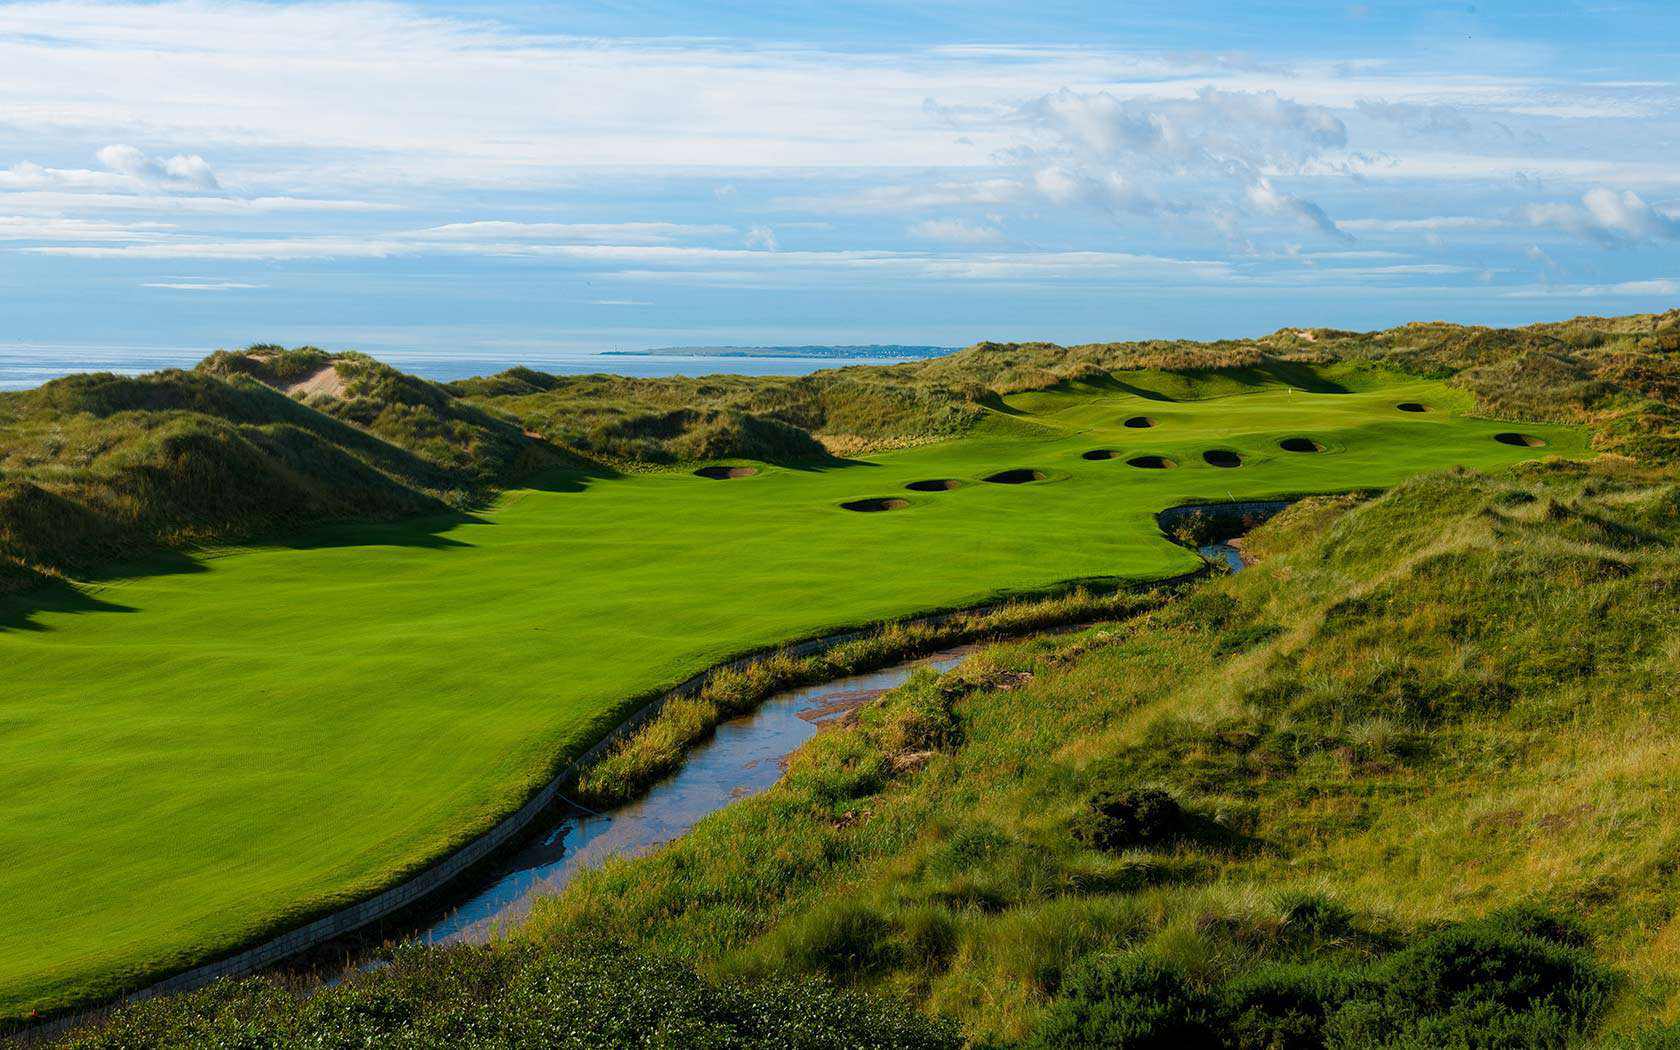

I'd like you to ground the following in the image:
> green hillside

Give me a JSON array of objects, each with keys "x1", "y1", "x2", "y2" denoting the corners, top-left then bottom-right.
[
  {"x1": 0, "y1": 361, "x2": 1575, "y2": 1022},
  {"x1": 518, "y1": 458, "x2": 1680, "y2": 1046}
]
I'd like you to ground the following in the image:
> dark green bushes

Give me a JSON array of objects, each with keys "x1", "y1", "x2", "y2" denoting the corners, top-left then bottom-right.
[
  {"x1": 67, "y1": 942, "x2": 960, "y2": 1049},
  {"x1": 1071, "y1": 789, "x2": 1186, "y2": 853},
  {"x1": 1026, "y1": 912, "x2": 1614, "y2": 1050},
  {"x1": 1027, "y1": 957, "x2": 1216, "y2": 1048}
]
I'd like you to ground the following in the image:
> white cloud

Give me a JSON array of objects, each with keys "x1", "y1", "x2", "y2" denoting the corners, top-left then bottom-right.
[
  {"x1": 142, "y1": 280, "x2": 264, "y2": 291},
  {"x1": 0, "y1": 160, "x2": 129, "y2": 191},
  {"x1": 97, "y1": 145, "x2": 219, "y2": 189},
  {"x1": 0, "y1": 215, "x2": 174, "y2": 241},
  {"x1": 936, "y1": 86, "x2": 1358, "y2": 241},
  {"x1": 744, "y1": 225, "x2": 779, "y2": 250},
  {"x1": 1339, "y1": 216, "x2": 1508, "y2": 233},
  {"x1": 1503, "y1": 278, "x2": 1680, "y2": 298},
  {"x1": 907, "y1": 218, "x2": 1003, "y2": 243},
  {"x1": 1013, "y1": 87, "x2": 1348, "y2": 176},
  {"x1": 1355, "y1": 100, "x2": 1473, "y2": 136},
  {"x1": 775, "y1": 178, "x2": 1023, "y2": 214},
  {"x1": 1522, "y1": 187, "x2": 1680, "y2": 244},
  {"x1": 411, "y1": 222, "x2": 734, "y2": 245},
  {"x1": 1246, "y1": 178, "x2": 1352, "y2": 241}
]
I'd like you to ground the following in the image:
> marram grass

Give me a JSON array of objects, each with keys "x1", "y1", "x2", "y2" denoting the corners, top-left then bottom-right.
[{"x1": 0, "y1": 365, "x2": 1576, "y2": 1020}]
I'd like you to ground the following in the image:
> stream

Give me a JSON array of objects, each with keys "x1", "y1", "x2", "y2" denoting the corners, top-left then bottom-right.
[
  {"x1": 418, "y1": 645, "x2": 979, "y2": 944},
  {"x1": 411, "y1": 524, "x2": 1253, "y2": 946}
]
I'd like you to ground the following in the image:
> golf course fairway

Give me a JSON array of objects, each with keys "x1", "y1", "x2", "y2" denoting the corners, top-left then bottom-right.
[{"x1": 0, "y1": 369, "x2": 1582, "y2": 1019}]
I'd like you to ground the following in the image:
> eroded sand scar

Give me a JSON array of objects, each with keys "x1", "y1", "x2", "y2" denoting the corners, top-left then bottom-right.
[{"x1": 286, "y1": 365, "x2": 349, "y2": 400}]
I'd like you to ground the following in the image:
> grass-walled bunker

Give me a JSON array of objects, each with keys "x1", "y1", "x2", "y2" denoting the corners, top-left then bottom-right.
[
  {"x1": 1397, "y1": 402, "x2": 1429, "y2": 412},
  {"x1": 1203, "y1": 449, "x2": 1243, "y2": 467},
  {"x1": 1123, "y1": 415, "x2": 1157, "y2": 428},
  {"x1": 0, "y1": 354, "x2": 1585, "y2": 1023},
  {"x1": 694, "y1": 465, "x2": 759, "y2": 479},
  {"x1": 1081, "y1": 449, "x2": 1121, "y2": 461},
  {"x1": 1495, "y1": 432, "x2": 1547, "y2": 448},
  {"x1": 841, "y1": 497, "x2": 909, "y2": 512},
  {"x1": 983, "y1": 469, "x2": 1046, "y2": 484},
  {"x1": 1279, "y1": 437, "x2": 1324, "y2": 453},
  {"x1": 1127, "y1": 455, "x2": 1176, "y2": 469},
  {"x1": 904, "y1": 479, "x2": 961, "y2": 492}
]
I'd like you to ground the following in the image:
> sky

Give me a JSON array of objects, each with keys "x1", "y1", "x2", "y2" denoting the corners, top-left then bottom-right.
[{"x1": 1, "y1": 0, "x2": 1678, "y2": 360}]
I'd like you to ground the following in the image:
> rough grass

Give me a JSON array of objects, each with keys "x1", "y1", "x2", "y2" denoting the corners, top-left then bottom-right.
[
  {"x1": 515, "y1": 459, "x2": 1680, "y2": 1045},
  {"x1": 6, "y1": 309, "x2": 1675, "y2": 592},
  {"x1": 0, "y1": 367, "x2": 1575, "y2": 1023},
  {"x1": 0, "y1": 357, "x2": 558, "y2": 591},
  {"x1": 575, "y1": 587, "x2": 1169, "y2": 809},
  {"x1": 61, "y1": 941, "x2": 961, "y2": 1049}
]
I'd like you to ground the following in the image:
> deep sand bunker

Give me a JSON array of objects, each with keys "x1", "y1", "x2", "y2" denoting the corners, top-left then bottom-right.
[
  {"x1": 1124, "y1": 416, "x2": 1158, "y2": 428},
  {"x1": 1396, "y1": 402, "x2": 1429, "y2": 413},
  {"x1": 1081, "y1": 449, "x2": 1122, "y2": 461},
  {"x1": 1494, "y1": 432, "x2": 1547, "y2": 448},
  {"x1": 693, "y1": 466, "x2": 759, "y2": 480},
  {"x1": 1127, "y1": 455, "x2": 1176, "y2": 469},
  {"x1": 841, "y1": 497, "x2": 909, "y2": 513},
  {"x1": 904, "y1": 479, "x2": 961, "y2": 492},
  {"x1": 1203, "y1": 450, "x2": 1243, "y2": 468},
  {"x1": 984, "y1": 469, "x2": 1047, "y2": 484},
  {"x1": 1279, "y1": 437, "x2": 1324, "y2": 453}
]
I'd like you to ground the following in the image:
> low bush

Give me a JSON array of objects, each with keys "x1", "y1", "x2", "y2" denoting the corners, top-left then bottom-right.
[
  {"x1": 1072, "y1": 789, "x2": 1187, "y2": 853},
  {"x1": 68, "y1": 942, "x2": 960, "y2": 1049},
  {"x1": 1026, "y1": 956, "x2": 1215, "y2": 1048},
  {"x1": 1027, "y1": 912, "x2": 1613, "y2": 1050}
]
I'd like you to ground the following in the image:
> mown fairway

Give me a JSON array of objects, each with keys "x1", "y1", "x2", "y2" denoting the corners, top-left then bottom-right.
[{"x1": 0, "y1": 368, "x2": 1581, "y2": 1019}]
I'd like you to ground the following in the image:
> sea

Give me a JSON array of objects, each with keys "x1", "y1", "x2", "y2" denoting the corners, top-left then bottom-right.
[{"x1": 0, "y1": 345, "x2": 936, "y2": 392}]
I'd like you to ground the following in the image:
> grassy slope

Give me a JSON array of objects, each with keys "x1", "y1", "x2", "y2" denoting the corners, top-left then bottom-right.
[
  {"x1": 0, "y1": 352, "x2": 546, "y2": 594},
  {"x1": 0, "y1": 369, "x2": 1574, "y2": 1020},
  {"x1": 522, "y1": 457, "x2": 1680, "y2": 1044}
]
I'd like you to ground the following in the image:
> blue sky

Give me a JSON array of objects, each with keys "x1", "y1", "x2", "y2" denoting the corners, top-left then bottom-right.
[{"x1": 1, "y1": 0, "x2": 1677, "y2": 359}]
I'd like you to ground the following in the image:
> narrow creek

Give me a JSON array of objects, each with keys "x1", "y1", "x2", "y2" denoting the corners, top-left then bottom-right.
[
  {"x1": 418, "y1": 645, "x2": 981, "y2": 944},
  {"x1": 413, "y1": 523, "x2": 1259, "y2": 947}
]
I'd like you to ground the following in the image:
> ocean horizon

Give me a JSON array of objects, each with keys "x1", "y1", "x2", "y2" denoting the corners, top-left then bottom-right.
[{"x1": 0, "y1": 345, "x2": 927, "y2": 392}]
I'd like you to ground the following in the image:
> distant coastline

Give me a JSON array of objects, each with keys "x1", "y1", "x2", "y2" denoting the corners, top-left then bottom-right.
[{"x1": 603, "y1": 344, "x2": 959, "y2": 360}]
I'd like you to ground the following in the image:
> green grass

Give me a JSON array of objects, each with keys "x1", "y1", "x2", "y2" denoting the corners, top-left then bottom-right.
[
  {"x1": 0, "y1": 368, "x2": 1577, "y2": 1021},
  {"x1": 515, "y1": 459, "x2": 1678, "y2": 1046}
]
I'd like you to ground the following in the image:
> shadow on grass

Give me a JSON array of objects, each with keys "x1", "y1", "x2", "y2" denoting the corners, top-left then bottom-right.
[
  {"x1": 0, "y1": 568, "x2": 156, "y2": 632},
  {"x1": 774, "y1": 454, "x2": 879, "y2": 474},
  {"x1": 520, "y1": 462, "x2": 621, "y2": 494},
  {"x1": 0, "y1": 508, "x2": 500, "y2": 630},
  {"x1": 278, "y1": 511, "x2": 491, "y2": 553}
]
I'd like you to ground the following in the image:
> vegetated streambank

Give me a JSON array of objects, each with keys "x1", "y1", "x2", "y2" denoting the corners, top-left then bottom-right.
[
  {"x1": 505, "y1": 460, "x2": 1680, "y2": 1047},
  {"x1": 56, "y1": 460, "x2": 1680, "y2": 1047},
  {"x1": 9, "y1": 364, "x2": 1570, "y2": 1028},
  {"x1": 51, "y1": 523, "x2": 1258, "y2": 1048},
  {"x1": 424, "y1": 506, "x2": 1288, "y2": 946},
  {"x1": 1157, "y1": 499, "x2": 1295, "y2": 573},
  {"x1": 421, "y1": 647, "x2": 982, "y2": 944},
  {"x1": 9, "y1": 308, "x2": 1665, "y2": 1028}
]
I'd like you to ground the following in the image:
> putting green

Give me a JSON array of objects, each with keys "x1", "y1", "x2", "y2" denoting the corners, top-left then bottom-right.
[{"x1": 0, "y1": 369, "x2": 1582, "y2": 1019}]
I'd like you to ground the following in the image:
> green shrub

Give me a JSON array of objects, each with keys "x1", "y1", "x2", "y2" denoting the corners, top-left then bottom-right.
[
  {"x1": 1072, "y1": 789, "x2": 1187, "y2": 853},
  {"x1": 1323, "y1": 918, "x2": 1615, "y2": 1048},
  {"x1": 766, "y1": 900, "x2": 902, "y2": 982},
  {"x1": 68, "y1": 942, "x2": 960, "y2": 1049},
  {"x1": 1219, "y1": 962, "x2": 1367, "y2": 1050},
  {"x1": 1026, "y1": 956, "x2": 1215, "y2": 1048}
]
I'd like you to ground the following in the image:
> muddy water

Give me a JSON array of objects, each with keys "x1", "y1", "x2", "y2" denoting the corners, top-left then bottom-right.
[{"x1": 419, "y1": 645, "x2": 978, "y2": 944}]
